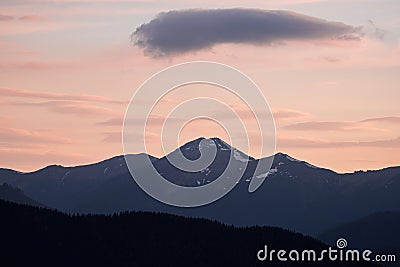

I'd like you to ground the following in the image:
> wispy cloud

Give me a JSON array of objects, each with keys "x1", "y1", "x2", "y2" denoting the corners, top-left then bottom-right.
[
  {"x1": 273, "y1": 109, "x2": 310, "y2": 121},
  {"x1": 278, "y1": 136, "x2": 400, "y2": 148},
  {"x1": 102, "y1": 132, "x2": 122, "y2": 143},
  {"x1": 98, "y1": 114, "x2": 184, "y2": 127},
  {"x1": 17, "y1": 15, "x2": 44, "y2": 21},
  {"x1": 15, "y1": 101, "x2": 122, "y2": 118},
  {"x1": 0, "y1": 86, "x2": 126, "y2": 104},
  {"x1": 0, "y1": 17, "x2": 104, "y2": 36},
  {"x1": 282, "y1": 116, "x2": 400, "y2": 131},
  {"x1": 283, "y1": 121, "x2": 370, "y2": 131},
  {"x1": 0, "y1": 61, "x2": 75, "y2": 71},
  {"x1": 0, "y1": 14, "x2": 45, "y2": 21},
  {"x1": 0, "y1": 14, "x2": 14, "y2": 21},
  {"x1": 0, "y1": 127, "x2": 73, "y2": 146},
  {"x1": 103, "y1": 131, "x2": 159, "y2": 143},
  {"x1": 361, "y1": 116, "x2": 400, "y2": 124},
  {"x1": 175, "y1": 104, "x2": 309, "y2": 123},
  {"x1": 133, "y1": 8, "x2": 363, "y2": 56}
]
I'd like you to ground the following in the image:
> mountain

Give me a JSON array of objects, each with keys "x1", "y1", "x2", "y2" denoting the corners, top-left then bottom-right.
[
  {"x1": 318, "y1": 211, "x2": 400, "y2": 257},
  {"x1": 0, "y1": 153, "x2": 156, "y2": 210},
  {"x1": 0, "y1": 137, "x2": 399, "y2": 237},
  {"x1": 152, "y1": 137, "x2": 258, "y2": 186},
  {"x1": 0, "y1": 199, "x2": 377, "y2": 267},
  {"x1": 0, "y1": 183, "x2": 43, "y2": 207}
]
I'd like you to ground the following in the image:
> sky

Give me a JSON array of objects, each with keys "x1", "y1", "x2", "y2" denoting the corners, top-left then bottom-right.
[{"x1": 0, "y1": 0, "x2": 399, "y2": 172}]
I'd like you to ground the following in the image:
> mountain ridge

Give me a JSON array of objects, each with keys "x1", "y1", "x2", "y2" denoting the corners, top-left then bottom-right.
[
  {"x1": 1, "y1": 137, "x2": 397, "y2": 174},
  {"x1": 0, "y1": 137, "x2": 399, "y2": 236}
]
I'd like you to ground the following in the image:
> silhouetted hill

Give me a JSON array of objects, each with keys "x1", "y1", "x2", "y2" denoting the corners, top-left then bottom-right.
[
  {"x1": 0, "y1": 200, "x2": 377, "y2": 267},
  {"x1": 0, "y1": 153, "x2": 156, "y2": 210},
  {"x1": 0, "y1": 183, "x2": 43, "y2": 207},
  {"x1": 318, "y1": 211, "x2": 400, "y2": 261}
]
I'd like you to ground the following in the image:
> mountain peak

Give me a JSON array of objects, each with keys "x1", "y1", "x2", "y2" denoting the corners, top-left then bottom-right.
[
  {"x1": 179, "y1": 137, "x2": 232, "y2": 151},
  {"x1": 209, "y1": 137, "x2": 232, "y2": 149}
]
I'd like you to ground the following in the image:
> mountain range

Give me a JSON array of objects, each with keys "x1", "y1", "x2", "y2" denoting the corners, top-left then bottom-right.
[{"x1": 1, "y1": 137, "x2": 399, "y2": 236}]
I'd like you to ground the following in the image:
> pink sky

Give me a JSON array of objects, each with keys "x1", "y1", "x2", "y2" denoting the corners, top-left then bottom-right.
[{"x1": 0, "y1": 0, "x2": 399, "y2": 172}]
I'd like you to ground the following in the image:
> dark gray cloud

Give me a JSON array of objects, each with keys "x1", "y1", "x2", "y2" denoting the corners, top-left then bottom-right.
[{"x1": 132, "y1": 8, "x2": 363, "y2": 56}]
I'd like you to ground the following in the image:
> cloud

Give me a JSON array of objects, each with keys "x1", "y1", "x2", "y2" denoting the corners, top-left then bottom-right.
[
  {"x1": 0, "y1": 61, "x2": 75, "y2": 71},
  {"x1": 278, "y1": 136, "x2": 400, "y2": 148},
  {"x1": 273, "y1": 109, "x2": 310, "y2": 120},
  {"x1": 0, "y1": 16, "x2": 104, "y2": 36},
  {"x1": 361, "y1": 116, "x2": 400, "y2": 124},
  {"x1": 18, "y1": 101, "x2": 122, "y2": 118},
  {"x1": 366, "y1": 20, "x2": 385, "y2": 40},
  {"x1": 97, "y1": 117, "x2": 125, "y2": 126},
  {"x1": 0, "y1": 14, "x2": 14, "y2": 21},
  {"x1": 5, "y1": 99, "x2": 121, "y2": 118},
  {"x1": 283, "y1": 116, "x2": 400, "y2": 131},
  {"x1": 98, "y1": 113, "x2": 185, "y2": 127},
  {"x1": 132, "y1": 8, "x2": 363, "y2": 56},
  {"x1": 320, "y1": 56, "x2": 340, "y2": 63},
  {"x1": 102, "y1": 131, "x2": 159, "y2": 143},
  {"x1": 283, "y1": 121, "x2": 368, "y2": 131},
  {"x1": 0, "y1": 14, "x2": 45, "y2": 21},
  {"x1": 207, "y1": 107, "x2": 310, "y2": 125},
  {"x1": 0, "y1": 86, "x2": 125, "y2": 104},
  {"x1": 0, "y1": 127, "x2": 73, "y2": 146},
  {"x1": 102, "y1": 132, "x2": 122, "y2": 143},
  {"x1": 17, "y1": 15, "x2": 44, "y2": 21}
]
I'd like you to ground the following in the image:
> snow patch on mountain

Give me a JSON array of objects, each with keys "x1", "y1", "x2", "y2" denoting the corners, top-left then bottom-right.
[
  {"x1": 255, "y1": 173, "x2": 269, "y2": 179},
  {"x1": 233, "y1": 150, "x2": 250, "y2": 162},
  {"x1": 201, "y1": 167, "x2": 211, "y2": 176},
  {"x1": 255, "y1": 167, "x2": 278, "y2": 179}
]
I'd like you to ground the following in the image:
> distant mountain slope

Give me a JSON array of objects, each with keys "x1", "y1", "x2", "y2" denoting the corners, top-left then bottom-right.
[
  {"x1": 0, "y1": 153, "x2": 156, "y2": 210},
  {"x1": 0, "y1": 137, "x2": 399, "y2": 236},
  {"x1": 317, "y1": 211, "x2": 400, "y2": 255},
  {"x1": 0, "y1": 200, "x2": 377, "y2": 267},
  {"x1": 0, "y1": 183, "x2": 43, "y2": 207},
  {"x1": 72, "y1": 146, "x2": 400, "y2": 236}
]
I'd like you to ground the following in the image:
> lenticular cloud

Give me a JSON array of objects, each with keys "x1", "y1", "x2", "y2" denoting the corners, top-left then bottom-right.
[{"x1": 132, "y1": 8, "x2": 363, "y2": 56}]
